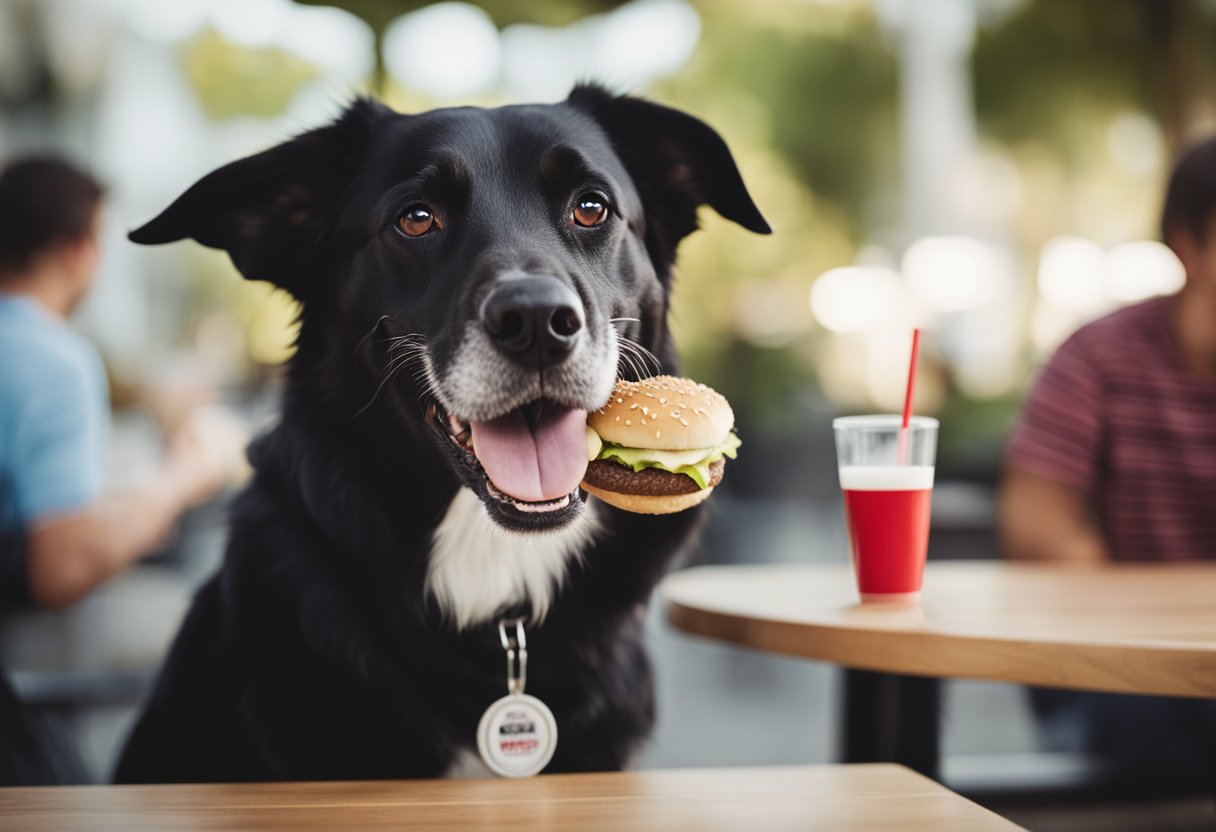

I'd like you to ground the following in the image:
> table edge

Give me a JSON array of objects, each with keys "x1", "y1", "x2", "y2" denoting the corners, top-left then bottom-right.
[{"x1": 663, "y1": 566, "x2": 1216, "y2": 698}]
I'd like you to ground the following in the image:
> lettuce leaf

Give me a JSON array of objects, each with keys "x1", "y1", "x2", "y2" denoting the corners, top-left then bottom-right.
[{"x1": 595, "y1": 432, "x2": 740, "y2": 490}]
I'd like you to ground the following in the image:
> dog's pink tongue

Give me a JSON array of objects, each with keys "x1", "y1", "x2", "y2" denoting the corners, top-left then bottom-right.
[{"x1": 470, "y1": 405, "x2": 589, "y2": 503}]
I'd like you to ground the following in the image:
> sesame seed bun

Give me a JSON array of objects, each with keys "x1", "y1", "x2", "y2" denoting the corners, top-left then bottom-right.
[
  {"x1": 583, "y1": 483, "x2": 714, "y2": 515},
  {"x1": 588, "y1": 375, "x2": 733, "y2": 451}
]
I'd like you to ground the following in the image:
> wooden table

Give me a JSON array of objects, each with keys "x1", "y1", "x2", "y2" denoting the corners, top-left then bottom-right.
[
  {"x1": 663, "y1": 561, "x2": 1216, "y2": 776},
  {"x1": 665, "y1": 561, "x2": 1216, "y2": 697},
  {"x1": 0, "y1": 764, "x2": 1025, "y2": 831}
]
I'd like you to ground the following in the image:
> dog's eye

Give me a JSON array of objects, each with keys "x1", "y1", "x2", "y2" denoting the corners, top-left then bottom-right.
[
  {"x1": 572, "y1": 194, "x2": 609, "y2": 228},
  {"x1": 397, "y1": 204, "x2": 437, "y2": 237}
]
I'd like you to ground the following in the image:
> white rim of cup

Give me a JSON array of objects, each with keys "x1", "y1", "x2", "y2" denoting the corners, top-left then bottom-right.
[{"x1": 832, "y1": 415, "x2": 939, "y2": 430}]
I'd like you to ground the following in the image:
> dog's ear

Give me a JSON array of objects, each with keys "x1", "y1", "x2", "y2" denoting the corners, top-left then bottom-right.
[
  {"x1": 128, "y1": 97, "x2": 392, "y2": 298},
  {"x1": 567, "y1": 84, "x2": 771, "y2": 267}
]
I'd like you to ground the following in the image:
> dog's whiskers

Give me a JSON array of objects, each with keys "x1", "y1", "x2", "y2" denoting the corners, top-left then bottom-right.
[
  {"x1": 613, "y1": 330, "x2": 661, "y2": 380},
  {"x1": 384, "y1": 334, "x2": 426, "y2": 352},
  {"x1": 614, "y1": 338, "x2": 640, "y2": 381},
  {"x1": 353, "y1": 315, "x2": 392, "y2": 356},
  {"x1": 416, "y1": 350, "x2": 443, "y2": 408},
  {"x1": 617, "y1": 346, "x2": 647, "y2": 382},
  {"x1": 618, "y1": 355, "x2": 641, "y2": 382},
  {"x1": 621, "y1": 337, "x2": 661, "y2": 373},
  {"x1": 354, "y1": 333, "x2": 431, "y2": 418}
]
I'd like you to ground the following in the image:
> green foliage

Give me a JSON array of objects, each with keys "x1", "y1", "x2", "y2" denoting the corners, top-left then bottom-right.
[
  {"x1": 660, "y1": 3, "x2": 898, "y2": 237},
  {"x1": 642, "y1": 4, "x2": 896, "y2": 425},
  {"x1": 934, "y1": 393, "x2": 1023, "y2": 469},
  {"x1": 683, "y1": 336, "x2": 819, "y2": 434},
  {"x1": 974, "y1": 1, "x2": 1152, "y2": 144},
  {"x1": 973, "y1": 0, "x2": 1216, "y2": 151},
  {"x1": 184, "y1": 29, "x2": 321, "y2": 120},
  {"x1": 169, "y1": 0, "x2": 1216, "y2": 446},
  {"x1": 296, "y1": 0, "x2": 627, "y2": 29}
]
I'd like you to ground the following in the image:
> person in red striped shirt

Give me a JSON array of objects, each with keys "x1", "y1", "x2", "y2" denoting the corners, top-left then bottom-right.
[
  {"x1": 1003, "y1": 138, "x2": 1216, "y2": 562},
  {"x1": 1001, "y1": 136, "x2": 1216, "y2": 788}
]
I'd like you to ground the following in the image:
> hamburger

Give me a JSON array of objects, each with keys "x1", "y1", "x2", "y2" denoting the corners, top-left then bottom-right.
[{"x1": 582, "y1": 376, "x2": 740, "y2": 514}]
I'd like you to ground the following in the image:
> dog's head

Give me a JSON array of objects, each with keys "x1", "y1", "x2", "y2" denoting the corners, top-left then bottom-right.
[{"x1": 130, "y1": 85, "x2": 768, "y2": 533}]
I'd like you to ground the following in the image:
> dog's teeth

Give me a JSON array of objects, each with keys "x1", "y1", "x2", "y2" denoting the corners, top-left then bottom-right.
[
  {"x1": 483, "y1": 479, "x2": 574, "y2": 513},
  {"x1": 511, "y1": 494, "x2": 570, "y2": 513}
]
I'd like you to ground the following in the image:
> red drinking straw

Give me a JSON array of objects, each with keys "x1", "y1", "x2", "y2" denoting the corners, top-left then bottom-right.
[{"x1": 898, "y1": 328, "x2": 921, "y2": 466}]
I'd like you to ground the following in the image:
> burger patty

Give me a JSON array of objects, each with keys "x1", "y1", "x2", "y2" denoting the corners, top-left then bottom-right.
[{"x1": 582, "y1": 458, "x2": 725, "y2": 497}]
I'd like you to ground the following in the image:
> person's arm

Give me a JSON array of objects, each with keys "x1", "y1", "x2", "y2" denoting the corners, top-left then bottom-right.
[
  {"x1": 25, "y1": 479, "x2": 189, "y2": 610},
  {"x1": 1000, "y1": 330, "x2": 1110, "y2": 564},
  {"x1": 999, "y1": 467, "x2": 1108, "y2": 564},
  {"x1": 20, "y1": 406, "x2": 246, "y2": 610}
]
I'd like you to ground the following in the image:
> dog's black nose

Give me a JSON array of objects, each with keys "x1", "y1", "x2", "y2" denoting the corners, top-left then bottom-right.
[{"x1": 482, "y1": 276, "x2": 584, "y2": 369}]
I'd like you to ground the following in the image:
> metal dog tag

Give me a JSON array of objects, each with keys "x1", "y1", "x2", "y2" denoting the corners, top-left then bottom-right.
[
  {"x1": 477, "y1": 618, "x2": 558, "y2": 778},
  {"x1": 477, "y1": 692, "x2": 558, "y2": 778}
]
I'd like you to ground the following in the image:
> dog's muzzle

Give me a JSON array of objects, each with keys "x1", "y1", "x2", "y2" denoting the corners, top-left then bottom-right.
[{"x1": 423, "y1": 273, "x2": 615, "y2": 527}]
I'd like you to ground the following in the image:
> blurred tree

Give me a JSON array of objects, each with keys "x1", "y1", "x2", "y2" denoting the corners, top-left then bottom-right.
[
  {"x1": 0, "y1": 0, "x2": 53, "y2": 109},
  {"x1": 974, "y1": 0, "x2": 1216, "y2": 155},
  {"x1": 161, "y1": 0, "x2": 1216, "y2": 440},
  {"x1": 1146, "y1": 0, "x2": 1216, "y2": 148},
  {"x1": 297, "y1": 0, "x2": 631, "y2": 91},
  {"x1": 184, "y1": 30, "x2": 321, "y2": 120},
  {"x1": 646, "y1": 3, "x2": 896, "y2": 428},
  {"x1": 663, "y1": 1, "x2": 898, "y2": 238}
]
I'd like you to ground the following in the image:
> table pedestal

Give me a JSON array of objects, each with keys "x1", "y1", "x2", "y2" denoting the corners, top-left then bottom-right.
[{"x1": 840, "y1": 669, "x2": 941, "y2": 780}]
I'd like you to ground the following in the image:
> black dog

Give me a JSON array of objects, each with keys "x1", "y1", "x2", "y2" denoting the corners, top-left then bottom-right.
[{"x1": 115, "y1": 85, "x2": 769, "y2": 782}]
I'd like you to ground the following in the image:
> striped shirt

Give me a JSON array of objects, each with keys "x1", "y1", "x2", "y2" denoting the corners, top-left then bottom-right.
[{"x1": 1007, "y1": 295, "x2": 1216, "y2": 561}]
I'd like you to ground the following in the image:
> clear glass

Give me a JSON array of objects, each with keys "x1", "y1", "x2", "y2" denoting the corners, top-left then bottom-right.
[
  {"x1": 832, "y1": 415, "x2": 938, "y2": 467},
  {"x1": 833, "y1": 415, "x2": 938, "y2": 604}
]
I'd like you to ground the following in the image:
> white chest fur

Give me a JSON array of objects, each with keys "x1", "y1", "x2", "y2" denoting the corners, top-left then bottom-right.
[
  {"x1": 443, "y1": 748, "x2": 496, "y2": 779},
  {"x1": 426, "y1": 488, "x2": 599, "y2": 630}
]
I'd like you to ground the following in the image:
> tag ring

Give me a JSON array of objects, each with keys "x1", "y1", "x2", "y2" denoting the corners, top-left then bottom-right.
[{"x1": 498, "y1": 617, "x2": 527, "y2": 695}]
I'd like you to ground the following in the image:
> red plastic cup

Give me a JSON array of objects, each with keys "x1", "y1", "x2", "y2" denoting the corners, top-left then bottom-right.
[{"x1": 833, "y1": 415, "x2": 938, "y2": 604}]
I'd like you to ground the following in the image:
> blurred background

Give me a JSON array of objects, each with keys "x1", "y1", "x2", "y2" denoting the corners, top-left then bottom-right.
[{"x1": 2, "y1": 0, "x2": 1214, "y2": 827}]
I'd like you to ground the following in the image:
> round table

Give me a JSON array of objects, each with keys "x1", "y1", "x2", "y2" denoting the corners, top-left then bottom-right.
[
  {"x1": 662, "y1": 561, "x2": 1216, "y2": 777},
  {"x1": 663, "y1": 561, "x2": 1216, "y2": 697}
]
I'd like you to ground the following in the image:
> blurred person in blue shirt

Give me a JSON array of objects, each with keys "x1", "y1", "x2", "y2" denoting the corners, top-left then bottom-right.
[{"x1": 0, "y1": 156, "x2": 241, "y2": 784}]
